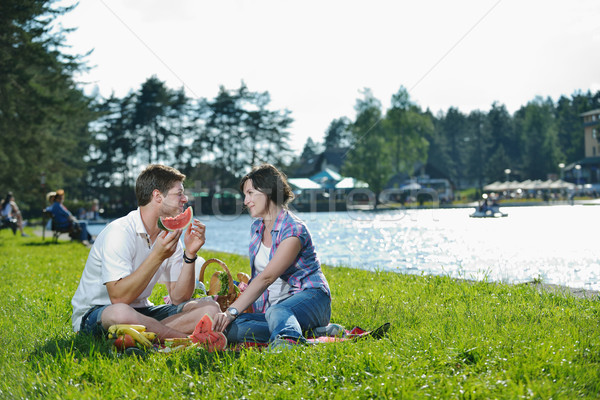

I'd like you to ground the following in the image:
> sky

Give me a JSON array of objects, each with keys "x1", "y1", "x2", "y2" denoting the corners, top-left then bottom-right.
[{"x1": 55, "y1": 0, "x2": 600, "y2": 153}]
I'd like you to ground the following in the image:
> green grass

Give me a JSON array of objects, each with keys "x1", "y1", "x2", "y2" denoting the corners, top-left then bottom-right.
[{"x1": 1, "y1": 229, "x2": 599, "y2": 399}]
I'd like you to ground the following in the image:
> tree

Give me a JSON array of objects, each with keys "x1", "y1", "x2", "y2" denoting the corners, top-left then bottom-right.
[
  {"x1": 324, "y1": 117, "x2": 352, "y2": 150},
  {"x1": 515, "y1": 97, "x2": 562, "y2": 179},
  {"x1": 464, "y1": 110, "x2": 491, "y2": 190},
  {"x1": 195, "y1": 83, "x2": 293, "y2": 182},
  {"x1": 487, "y1": 102, "x2": 519, "y2": 166},
  {"x1": 0, "y1": 0, "x2": 94, "y2": 211},
  {"x1": 240, "y1": 87, "x2": 293, "y2": 168},
  {"x1": 382, "y1": 87, "x2": 431, "y2": 176},
  {"x1": 423, "y1": 110, "x2": 454, "y2": 185},
  {"x1": 132, "y1": 76, "x2": 189, "y2": 165},
  {"x1": 343, "y1": 89, "x2": 392, "y2": 194},
  {"x1": 300, "y1": 137, "x2": 319, "y2": 161},
  {"x1": 87, "y1": 94, "x2": 137, "y2": 190},
  {"x1": 485, "y1": 145, "x2": 511, "y2": 182},
  {"x1": 437, "y1": 107, "x2": 468, "y2": 188}
]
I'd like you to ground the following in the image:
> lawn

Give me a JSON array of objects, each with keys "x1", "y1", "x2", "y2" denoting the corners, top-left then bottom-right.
[{"x1": 1, "y1": 229, "x2": 599, "y2": 399}]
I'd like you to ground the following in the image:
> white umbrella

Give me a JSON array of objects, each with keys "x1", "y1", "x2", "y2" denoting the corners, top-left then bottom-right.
[
  {"x1": 549, "y1": 179, "x2": 575, "y2": 190},
  {"x1": 483, "y1": 181, "x2": 503, "y2": 191},
  {"x1": 401, "y1": 182, "x2": 422, "y2": 190}
]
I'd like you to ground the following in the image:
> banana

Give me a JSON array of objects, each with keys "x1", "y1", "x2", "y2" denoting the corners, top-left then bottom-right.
[
  {"x1": 108, "y1": 324, "x2": 147, "y2": 335},
  {"x1": 118, "y1": 327, "x2": 153, "y2": 349},
  {"x1": 141, "y1": 331, "x2": 158, "y2": 342}
]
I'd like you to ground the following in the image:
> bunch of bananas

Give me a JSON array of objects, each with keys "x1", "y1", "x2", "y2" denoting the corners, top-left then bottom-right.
[{"x1": 108, "y1": 324, "x2": 157, "y2": 350}]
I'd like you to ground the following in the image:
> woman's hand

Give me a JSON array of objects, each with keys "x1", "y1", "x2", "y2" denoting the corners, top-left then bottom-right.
[{"x1": 212, "y1": 311, "x2": 235, "y2": 332}]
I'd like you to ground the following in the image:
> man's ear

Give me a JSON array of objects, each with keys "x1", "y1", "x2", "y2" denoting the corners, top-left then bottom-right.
[{"x1": 152, "y1": 189, "x2": 163, "y2": 203}]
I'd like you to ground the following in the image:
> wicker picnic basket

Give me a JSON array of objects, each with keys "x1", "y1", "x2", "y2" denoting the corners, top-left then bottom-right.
[{"x1": 198, "y1": 258, "x2": 239, "y2": 312}]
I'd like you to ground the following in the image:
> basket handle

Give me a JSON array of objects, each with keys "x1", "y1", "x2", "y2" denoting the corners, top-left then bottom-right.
[{"x1": 198, "y1": 258, "x2": 235, "y2": 295}]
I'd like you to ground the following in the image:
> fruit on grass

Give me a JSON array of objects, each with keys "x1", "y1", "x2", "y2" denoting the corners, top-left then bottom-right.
[
  {"x1": 163, "y1": 338, "x2": 193, "y2": 348},
  {"x1": 158, "y1": 206, "x2": 193, "y2": 232},
  {"x1": 108, "y1": 324, "x2": 146, "y2": 336},
  {"x1": 114, "y1": 334, "x2": 136, "y2": 350},
  {"x1": 141, "y1": 331, "x2": 158, "y2": 342},
  {"x1": 115, "y1": 326, "x2": 153, "y2": 349},
  {"x1": 190, "y1": 314, "x2": 227, "y2": 352}
]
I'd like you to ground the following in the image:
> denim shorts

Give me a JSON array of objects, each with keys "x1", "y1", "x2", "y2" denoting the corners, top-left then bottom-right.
[{"x1": 80, "y1": 302, "x2": 189, "y2": 336}]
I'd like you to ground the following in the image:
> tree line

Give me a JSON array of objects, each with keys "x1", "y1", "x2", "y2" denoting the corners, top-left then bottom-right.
[
  {"x1": 324, "y1": 87, "x2": 600, "y2": 195},
  {"x1": 2, "y1": 0, "x2": 599, "y2": 217}
]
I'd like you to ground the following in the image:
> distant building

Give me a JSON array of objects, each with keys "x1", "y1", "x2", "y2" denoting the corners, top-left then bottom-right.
[
  {"x1": 385, "y1": 162, "x2": 454, "y2": 203},
  {"x1": 563, "y1": 109, "x2": 600, "y2": 189},
  {"x1": 289, "y1": 150, "x2": 369, "y2": 211},
  {"x1": 583, "y1": 109, "x2": 600, "y2": 158}
]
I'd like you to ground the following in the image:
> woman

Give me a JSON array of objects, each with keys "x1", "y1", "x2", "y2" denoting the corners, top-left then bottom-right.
[
  {"x1": 45, "y1": 189, "x2": 93, "y2": 243},
  {"x1": 212, "y1": 164, "x2": 332, "y2": 350},
  {"x1": 1, "y1": 192, "x2": 27, "y2": 237}
]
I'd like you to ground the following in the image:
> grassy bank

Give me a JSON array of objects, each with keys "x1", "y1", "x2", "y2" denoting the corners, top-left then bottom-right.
[{"x1": 1, "y1": 229, "x2": 599, "y2": 399}]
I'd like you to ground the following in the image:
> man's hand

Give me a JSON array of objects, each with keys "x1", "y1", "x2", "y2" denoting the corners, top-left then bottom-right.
[
  {"x1": 183, "y1": 219, "x2": 206, "y2": 256},
  {"x1": 165, "y1": 220, "x2": 204, "y2": 304},
  {"x1": 154, "y1": 229, "x2": 183, "y2": 261}
]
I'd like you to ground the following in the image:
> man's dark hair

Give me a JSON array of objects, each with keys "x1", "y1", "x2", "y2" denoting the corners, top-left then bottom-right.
[{"x1": 136, "y1": 164, "x2": 186, "y2": 206}]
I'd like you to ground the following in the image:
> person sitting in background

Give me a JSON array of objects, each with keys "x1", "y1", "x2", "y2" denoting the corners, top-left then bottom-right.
[
  {"x1": 87, "y1": 199, "x2": 100, "y2": 220},
  {"x1": 46, "y1": 191, "x2": 56, "y2": 206},
  {"x1": 1, "y1": 192, "x2": 28, "y2": 237},
  {"x1": 45, "y1": 189, "x2": 93, "y2": 243},
  {"x1": 44, "y1": 191, "x2": 57, "y2": 231},
  {"x1": 77, "y1": 206, "x2": 87, "y2": 220}
]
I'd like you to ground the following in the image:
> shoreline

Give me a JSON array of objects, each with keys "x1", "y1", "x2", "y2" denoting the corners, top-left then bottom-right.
[
  {"x1": 525, "y1": 282, "x2": 599, "y2": 299},
  {"x1": 374, "y1": 198, "x2": 600, "y2": 211},
  {"x1": 292, "y1": 198, "x2": 600, "y2": 213},
  {"x1": 29, "y1": 228, "x2": 599, "y2": 300}
]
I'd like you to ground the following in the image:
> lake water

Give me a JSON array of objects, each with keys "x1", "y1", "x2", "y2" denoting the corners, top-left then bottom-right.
[
  {"x1": 87, "y1": 205, "x2": 600, "y2": 291},
  {"x1": 196, "y1": 205, "x2": 600, "y2": 291}
]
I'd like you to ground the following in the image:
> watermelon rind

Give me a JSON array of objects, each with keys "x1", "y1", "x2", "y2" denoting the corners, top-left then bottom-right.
[
  {"x1": 158, "y1": 206, "x2": 193, "y2": 232},
  {"x1": 157, "y1": 218, "x2": 168, "y2": 231}
]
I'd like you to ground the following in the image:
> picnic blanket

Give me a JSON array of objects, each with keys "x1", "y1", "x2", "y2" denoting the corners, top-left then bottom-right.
[
  {"x1": 225, "y1": 322, "x2": 391, "y2": 352},
  {"x1": 109, "y1": 318, "x2": 390, "y2": 355}
]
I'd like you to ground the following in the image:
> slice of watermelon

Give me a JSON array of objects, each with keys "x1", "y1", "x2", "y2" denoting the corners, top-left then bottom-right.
[
  {"x1": 190, "y1": 313, "x2": 227, "y2": 352},
  {"x1": 158, "y1": 206, "x2": 193, "y2": 231}
]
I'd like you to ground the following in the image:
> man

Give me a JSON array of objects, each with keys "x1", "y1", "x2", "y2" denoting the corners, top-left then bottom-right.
[
  {"x1": 46, "y1": 189, "x2": 92, "y2": 243},
  {"x1": 71, "y1": 164, "x2": 220, "y2": 339}
]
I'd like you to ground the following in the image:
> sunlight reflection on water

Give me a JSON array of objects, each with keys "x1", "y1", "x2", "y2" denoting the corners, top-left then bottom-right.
[{"x1": 198, "y1": 205, "x2": 599, "y2": 291}]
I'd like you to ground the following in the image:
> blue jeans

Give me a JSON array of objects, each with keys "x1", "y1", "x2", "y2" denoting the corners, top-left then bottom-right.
[
  {"x1": 79, "y1": 302, "x2": 189, "y2": 336},
  {"x1": 226, "y1": 288, "x2": 331, "y2": 344},
  {"x1": 56, "y1": 219, "x2": 91, "y2": 241},
  {"x1": 76, "y1": 220, "x2": 91, "y2": 241}
]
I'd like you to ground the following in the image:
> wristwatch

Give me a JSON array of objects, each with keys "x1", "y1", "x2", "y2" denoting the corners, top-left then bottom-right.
[{"x1": 226, "y1": 307, "x2": 239, "y2": 319}]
